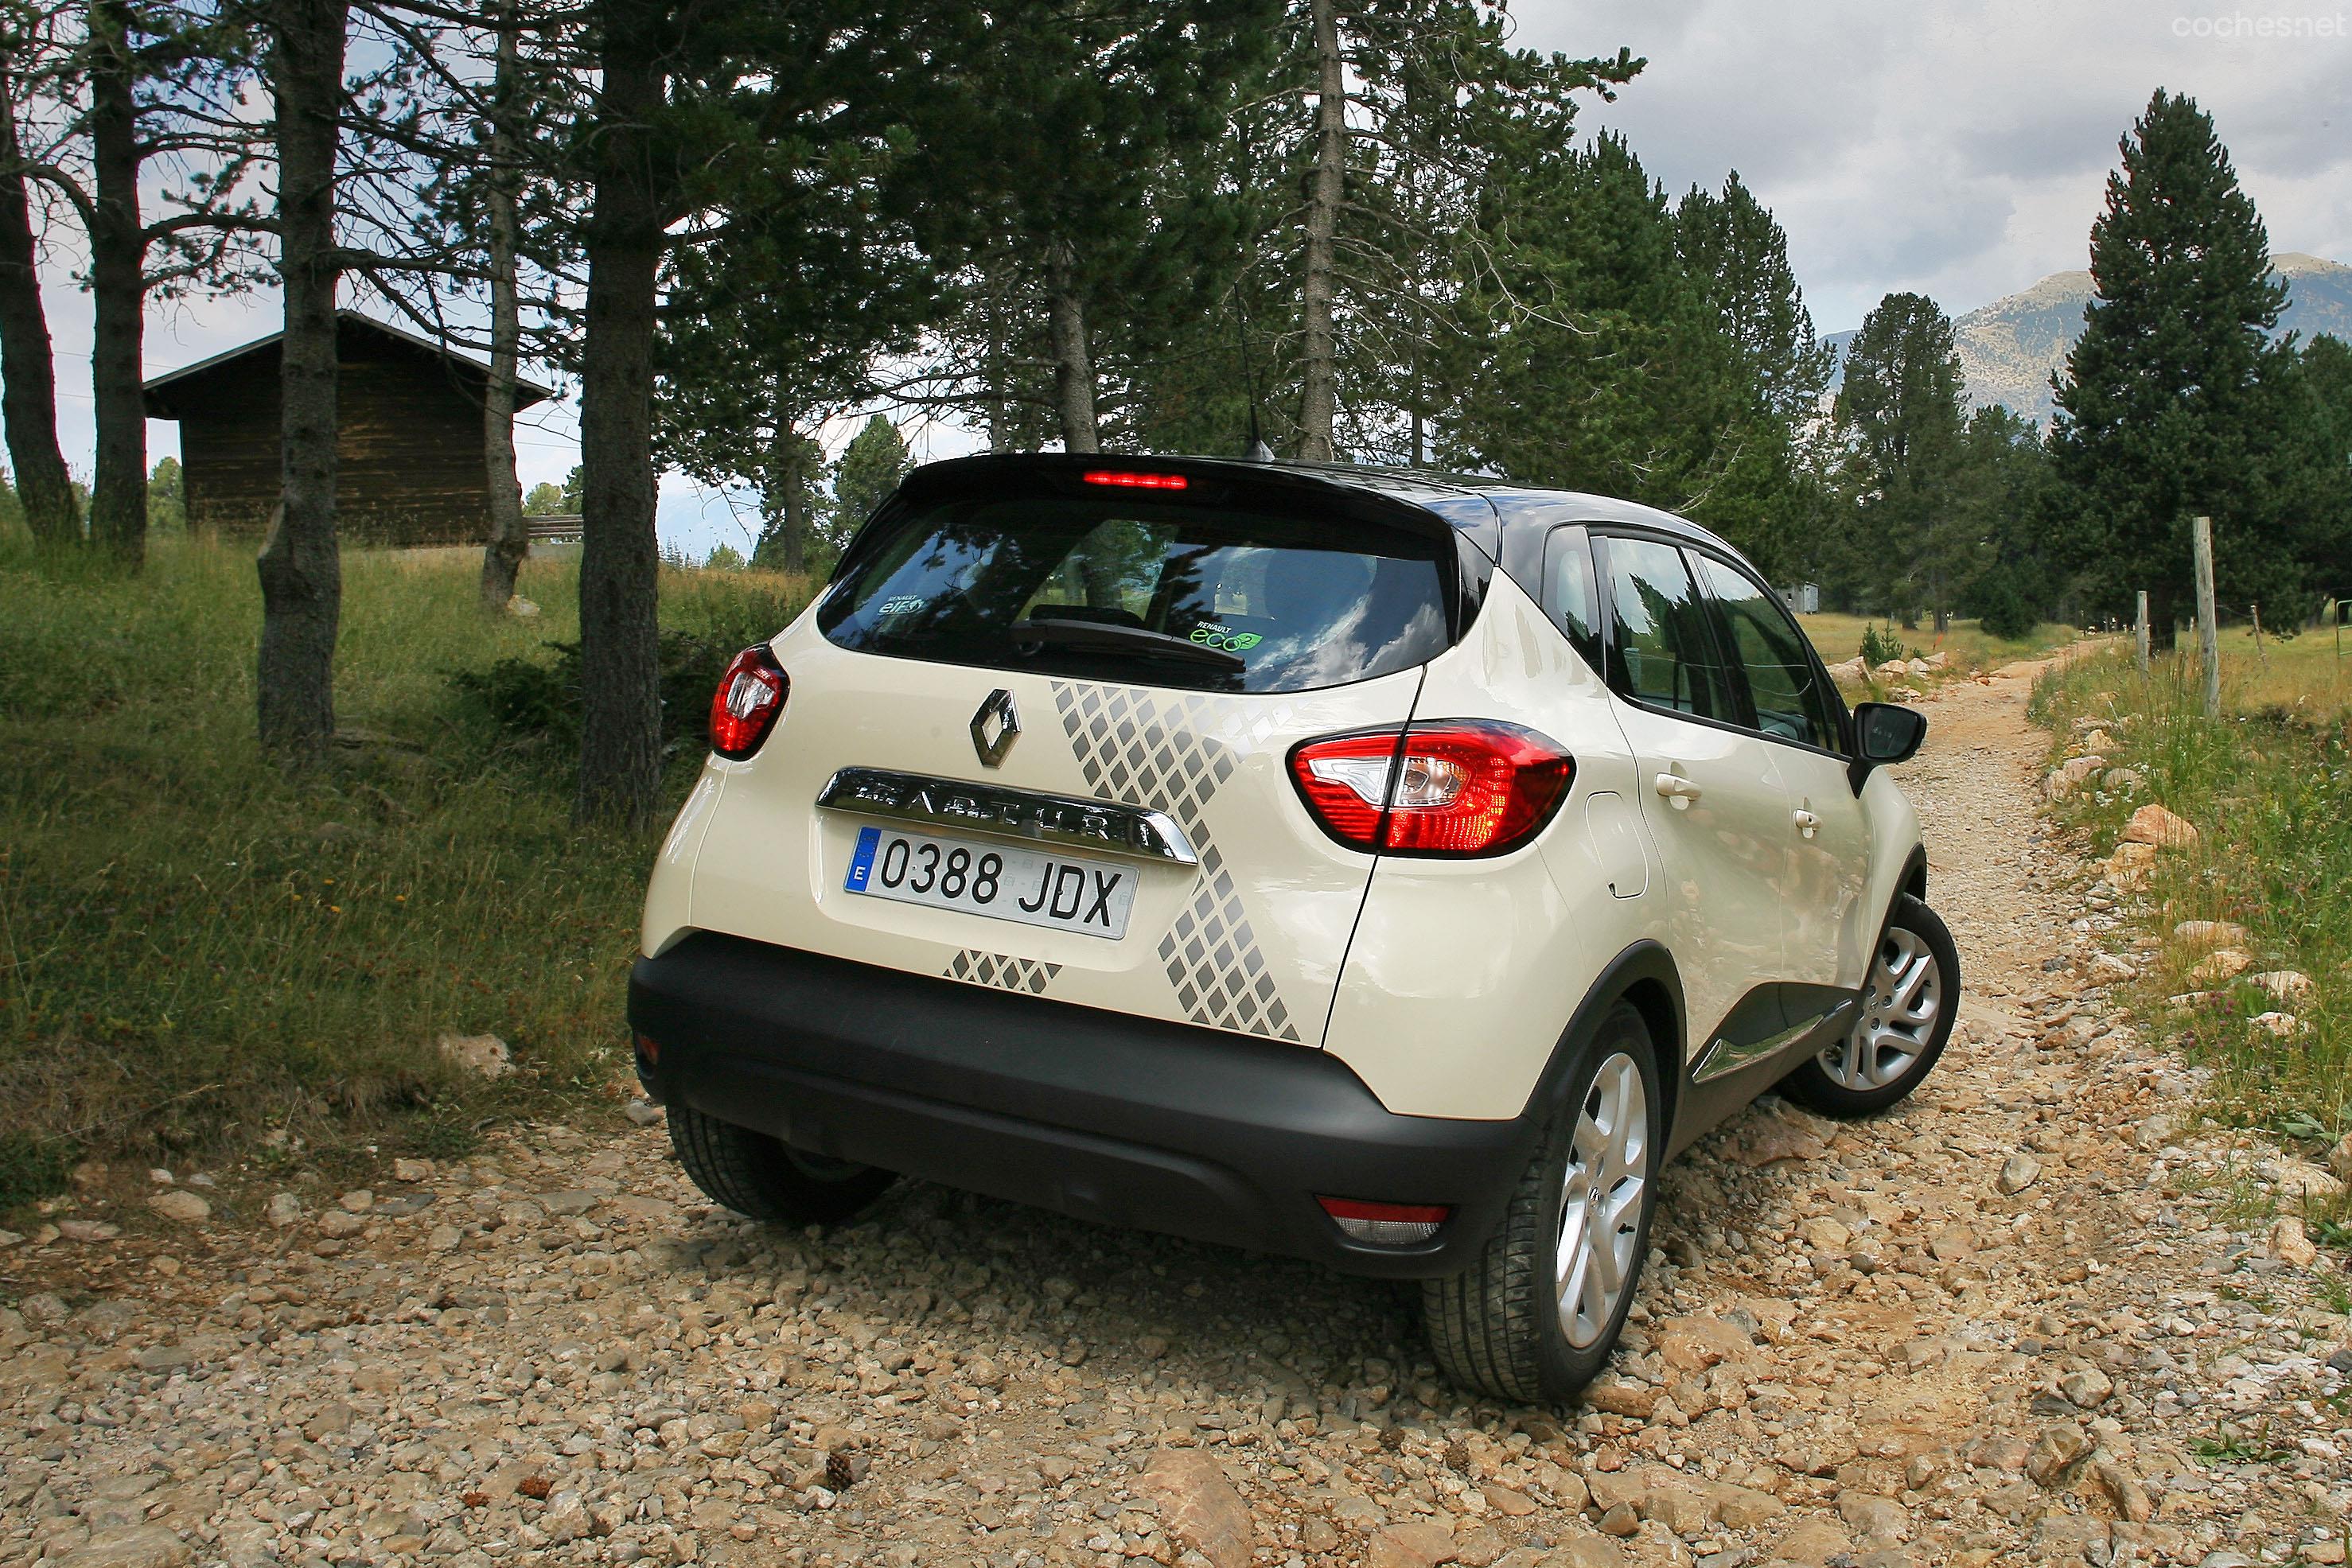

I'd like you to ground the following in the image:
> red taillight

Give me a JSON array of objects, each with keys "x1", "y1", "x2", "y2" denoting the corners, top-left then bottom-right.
[
  {"x1": 1318, "y1": 1196, "x2": 1452, "y2": 1246},
  {"x1": 709, "y1": 645, "x2": 788, "y2": 759},
  {"x1": 1287, "y1": 730, "x2": 1402, "y2": 847},
  {"x1": 1082, "y1": 469, "x2": 1188, "y2": 491},
  {"x1": 1289, "y1": 721, "x2": 1572, "y2": 857}
]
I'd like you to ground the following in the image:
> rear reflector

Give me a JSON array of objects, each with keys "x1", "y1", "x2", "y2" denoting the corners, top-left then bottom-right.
[
  {"x1": 1082, "y1": 469, "x2": 1188, "y2": 491},
  {"x1": 1289, "y1": 720, "x2": 1573, "y2": 857},
  {"x1": 1318, "y1": 1196, "x2": 1451, "y2": 1247}
]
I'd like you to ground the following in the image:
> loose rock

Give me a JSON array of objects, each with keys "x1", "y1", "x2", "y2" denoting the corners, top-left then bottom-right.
[{"x1": 436, "y1": 1031, "x2": 513, "y2": 1078}]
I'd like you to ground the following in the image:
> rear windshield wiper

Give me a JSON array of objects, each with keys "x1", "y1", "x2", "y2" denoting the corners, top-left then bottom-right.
[{"x1": 1008, "y1": 617, "x2": 1246, "y2": 672}]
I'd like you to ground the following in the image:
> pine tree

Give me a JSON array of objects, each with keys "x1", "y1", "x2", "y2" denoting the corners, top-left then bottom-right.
[
  {"x1": 1669, "y1": 171, "x2": 1834, "y2": 574},
  {"x1": 2049, "y1": 89, "x2": 2293, "y2": 648},
  {"x1": 1673, "y1": 172, "x2": 1833, "y2": 422},
  {"x1": 2299, "y1": 335, "x2": 2352, "y2": 599},
  {"x1": 1444, "y1": 134, "x2": 1761, "y2": 558},
  {"x1": 1832, "y1": 292, "x2": 1970, "y2": 628},
  {"x1": 828, "y1": 416, "x2": 910, "y2": 537},
  {"x1": 1950, "y1": 406, "x2": 2058, "y2": 631}
]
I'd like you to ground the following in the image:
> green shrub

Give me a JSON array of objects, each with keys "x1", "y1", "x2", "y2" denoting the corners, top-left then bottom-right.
[
  {"x1": 0, "y1": 1130, "x2": 73, "y2": 1214},
  {"x1": 1858, "y1": 623, "x2": 1909, "y2": 666},
  {"x1": 1972, "y1": 570, "x2": 2037, "y2": 640},
  {"x1": 449, "y1": 627, "x2": 792, "y2": 761}
]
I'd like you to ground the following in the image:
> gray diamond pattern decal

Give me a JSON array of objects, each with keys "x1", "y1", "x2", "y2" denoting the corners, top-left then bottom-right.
[
  {"x1": 1051, "y1": 683, "x2": 1300, "y2": 1042},
  {"x1": 944, "y1": 949, "x2": 1061, "y2": 996}
]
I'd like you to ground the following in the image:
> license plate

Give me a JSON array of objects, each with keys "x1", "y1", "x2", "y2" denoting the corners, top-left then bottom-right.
[{"x1": 843, "y1": 824, "x2": 1137, "y2": 940}]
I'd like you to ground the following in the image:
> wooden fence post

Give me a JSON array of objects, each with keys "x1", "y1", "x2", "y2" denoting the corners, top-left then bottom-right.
[
  {"x1": 2135, "y1": 590, "x2": 2149, "y2": 674},
  {"x1": 2193, "y1": 515, "x2": 2220, "y2": 718}
]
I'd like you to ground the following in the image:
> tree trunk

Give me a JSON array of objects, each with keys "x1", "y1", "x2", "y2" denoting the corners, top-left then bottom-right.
[
  {"x1": 985, "y1": 274, "x2": 1011, "y2": 452},
  {"x1": 477, "y1": 2, "x2": 528, "y2": 612},
  {"x1": 86, "y1": 0, "x2": 146, "y2": 566},
  {"x1": 0, "y1": 62, "x2": 78, "y2": 545},
  {"x1": 775, "y1": 412, "x2": 811, "y2": 575},
  {"x1": 255, "y1": 0, "x2": 348, "y2": 758},
  {"x1": 575, "y1": 0, "x2": 666, "y2": 829},
  {"x1": 1046, "y1": 241, "x2": 1098, "y2": 453},
  {"x1": 1296, "y1": 0, "x2": 1345, "y2": 464}
]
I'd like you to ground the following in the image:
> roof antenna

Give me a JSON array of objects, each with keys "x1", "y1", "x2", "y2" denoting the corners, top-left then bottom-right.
[{"x1": 1235, "y1": 293, "x2": 1274, "y2": 461}]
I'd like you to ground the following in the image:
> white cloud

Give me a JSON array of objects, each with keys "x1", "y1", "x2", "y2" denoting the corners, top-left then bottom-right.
[{"x1": 1517, "y1": 0, "x2": 2352, "y2": 329}]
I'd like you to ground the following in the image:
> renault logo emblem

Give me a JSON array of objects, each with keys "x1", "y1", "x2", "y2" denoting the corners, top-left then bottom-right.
[{"x1": 971, "y1": 689, "x2": 1020, "y2": 768}]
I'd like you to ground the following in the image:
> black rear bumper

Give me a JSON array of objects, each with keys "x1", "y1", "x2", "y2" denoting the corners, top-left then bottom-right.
[{"x1": 626, "y1": 932, "x2": 1537, "y2": 1278}]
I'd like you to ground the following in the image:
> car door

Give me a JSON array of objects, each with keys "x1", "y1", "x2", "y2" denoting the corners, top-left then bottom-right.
[
  {"x1": 1591, "y1": 532, "x2": 1789, "y2": 1057},
  {"x1": 1688, "y1": 553, "x2": 1871, "y2": 1009}
]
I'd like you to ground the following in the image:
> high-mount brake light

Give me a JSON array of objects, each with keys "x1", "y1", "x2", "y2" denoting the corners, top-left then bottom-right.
[
  {"x1": 1082, "y1": 469, "x2": 1189, "y2": 491},
  {"x1": 708, "y1": 645, "x2": 789, "y2": 760},
  {"x1": 1317, "y1": 1196, "x2": 1452, "y2": 1246},
  {"x1": 1288, "y1": 721, "x2": 1573, "y2": 857}
]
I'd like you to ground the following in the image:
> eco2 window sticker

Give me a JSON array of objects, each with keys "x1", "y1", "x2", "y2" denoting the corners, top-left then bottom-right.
[{"x1": 1189, "y1": 624, "x2": 1264, "y2": 652}]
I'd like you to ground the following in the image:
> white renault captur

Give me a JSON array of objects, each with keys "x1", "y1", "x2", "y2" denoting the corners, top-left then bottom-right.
[{"x1": 629, "y1": 453, "x2": 1956, "y2": 1402}]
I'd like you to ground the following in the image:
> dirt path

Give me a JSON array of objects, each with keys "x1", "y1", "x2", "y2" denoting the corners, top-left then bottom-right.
[{"x1": 7, "y1": 661, "x2": 2347, "y2": 1568}]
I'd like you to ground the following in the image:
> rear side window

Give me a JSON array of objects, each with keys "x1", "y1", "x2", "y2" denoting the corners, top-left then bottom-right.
[
  {"x1": 1540, "y1": 526, "x2": 1605, "y2": 675},
  {"x1": 818, "y1": 495, "x2": 1451, "y2": 693},
  {"x1": 1693, "y1": 555, "x2": 1847, "y2": 753},
  {"x1": 1599, "y1": 536, "x2": 1741, "y2": 721}
]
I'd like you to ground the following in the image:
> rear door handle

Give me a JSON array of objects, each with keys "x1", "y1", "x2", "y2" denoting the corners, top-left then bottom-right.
[
  {"x1": 1654, "y1": 772, "x2": 1703, "y2": 809},
  {"x1": 1793, "y1": 809, "x2": 1820, "y2": 838}
]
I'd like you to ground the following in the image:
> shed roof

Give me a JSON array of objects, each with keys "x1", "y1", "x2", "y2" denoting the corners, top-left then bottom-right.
[{"x1": 142, "y1": 309, "x2": 555, "y2": 420}]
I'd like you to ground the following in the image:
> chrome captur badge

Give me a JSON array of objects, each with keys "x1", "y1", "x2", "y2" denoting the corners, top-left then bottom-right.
[
  {"x1": 971, "y1": 688, "x2": 1020, "y2": 768},
  {"x1": 813, "y1": 767, "x2": 1197, "y2": 865}
]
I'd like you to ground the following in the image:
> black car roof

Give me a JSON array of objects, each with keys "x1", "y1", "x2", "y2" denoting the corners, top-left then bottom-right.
[
  {"x1": 1275, "y1": 461, "x2": 1746, "y2": 559},
  {"x1": 905, "y1": 450, "x2": 1750, "y2": 574}
]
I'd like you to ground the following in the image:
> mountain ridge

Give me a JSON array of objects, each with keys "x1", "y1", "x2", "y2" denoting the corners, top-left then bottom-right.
[{"x1": 1821, "y1": 252, "x2": 2352, "y2": 423}]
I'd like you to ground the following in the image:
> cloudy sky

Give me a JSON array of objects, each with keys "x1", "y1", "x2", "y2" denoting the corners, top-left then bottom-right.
[
  {"x1": 1520, "y1": 0, "x2": 2352, "y2": 331},
  {"x1": 30, "y1": 0, "x2": 2352, "y2": 558}
]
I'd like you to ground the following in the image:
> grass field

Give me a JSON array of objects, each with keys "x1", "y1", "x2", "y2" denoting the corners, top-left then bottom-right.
[
  {"x1": 1796, "y1": 611, "x2": 2079, "y2": 687},
  {"x1": 2178, "y1": 618, "x2": 2352, "y2": 720},
  {"x1": 2033, "y1": 641, "x2": 2352, "y2": 1158},
  {"x1": 0, "y1": 535, "x2": 813, "y2": 1218}
]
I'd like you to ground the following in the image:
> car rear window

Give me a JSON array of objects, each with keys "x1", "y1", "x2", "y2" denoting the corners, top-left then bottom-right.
[{"x1": 817, "y1": 493, "x2": 1452, "y2": 693}]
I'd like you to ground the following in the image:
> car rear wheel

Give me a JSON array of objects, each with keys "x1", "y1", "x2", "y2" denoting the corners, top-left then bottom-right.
[
  {"x1": 1422, "y1": 1002, "x2": 1661, "y2": 1403},
  {"x1": 668, "y1": 1102, "x2": 897, "y2": 1224},
  {"x1": 1780, "y1": 893, "x2": 1959, "y2": 1118}
]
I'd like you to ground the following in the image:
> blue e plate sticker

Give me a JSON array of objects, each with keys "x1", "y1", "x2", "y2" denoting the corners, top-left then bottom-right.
[{"x1": 846, "y1": 825, "x2": 881, "y2": 891}]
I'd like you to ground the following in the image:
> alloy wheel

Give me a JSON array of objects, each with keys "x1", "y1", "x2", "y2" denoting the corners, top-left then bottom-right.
[
  {"x1": 1555, "y1": 1051, "x2": 1649, "y2": 1348},
  {"x1": 1824, "y1": 927, "x2": 1942, "y2": 1090}
]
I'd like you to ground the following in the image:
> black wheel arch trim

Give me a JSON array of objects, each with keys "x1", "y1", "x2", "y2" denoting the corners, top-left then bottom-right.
[
  {"x1": 1517, "y1": 938, "x2": 1687, "y2": 1137},
  {"x1": 1898, "y1": 843, "x2": 1929, "y2": 902}
]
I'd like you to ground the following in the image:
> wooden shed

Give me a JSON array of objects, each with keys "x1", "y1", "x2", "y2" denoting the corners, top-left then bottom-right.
[{"x1": 142, "y1": 311, "x2": 555, "y2": 547}]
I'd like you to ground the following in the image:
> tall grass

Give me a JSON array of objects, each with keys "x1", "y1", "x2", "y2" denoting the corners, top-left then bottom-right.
[
  {"x1": 0, "y1": 535, "x2": 814, "y2": 1214},
  {"x1": 2032, "y1": 645, "x2": 2352, "y2": 1142},
  {"x1": 1795, "y1": 611, "x2": 2077, "y2": 675}
]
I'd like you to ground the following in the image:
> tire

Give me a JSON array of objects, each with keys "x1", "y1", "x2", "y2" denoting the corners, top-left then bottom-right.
[
  {"x1": 1779, "y1": 893, "x2": 1960, "y2": 1119},
  {"x1": 1422, "y1": 1002, "x2": 1663, "y2": 1404},
  {"x1": 668, "y1": 1103, "x2": 897, "y2": 1224}
]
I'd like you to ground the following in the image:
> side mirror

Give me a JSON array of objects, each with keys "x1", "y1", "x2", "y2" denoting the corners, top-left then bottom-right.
[{"x1": 1848, "y1": 702, "x2": 1927, "y2": 792}]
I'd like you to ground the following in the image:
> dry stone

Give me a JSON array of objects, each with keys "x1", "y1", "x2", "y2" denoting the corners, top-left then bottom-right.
[
  {"x1": 437, "y1": 1031, "x2": 512, "y2": 1078},
  {"x1": 1137, "y1": 1450, "x2": 1255, "y2": 1568},
  {"x1": 2123, "y1": 803, "x2": 2198, "y2": 848},
  {"x1": 1365, "y1": 1521, "x2": 1458, "y2": 1568}
]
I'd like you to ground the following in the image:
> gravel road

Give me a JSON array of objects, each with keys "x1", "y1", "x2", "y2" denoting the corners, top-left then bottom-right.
[{"x1": 8, "y1": 659, "x2": 2350, "y2": 1568}]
